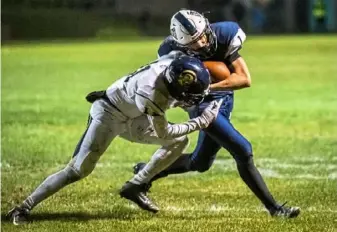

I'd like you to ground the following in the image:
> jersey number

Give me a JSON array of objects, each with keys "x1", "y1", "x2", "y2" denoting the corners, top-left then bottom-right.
[{"x1": 124, "y1": 60, "x2": 159, "y2": 83}]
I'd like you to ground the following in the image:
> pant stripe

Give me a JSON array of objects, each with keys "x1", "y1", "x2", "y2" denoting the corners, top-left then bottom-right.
[{"x1": 72, "y1": 115, "x2": 93, "y2": 158}]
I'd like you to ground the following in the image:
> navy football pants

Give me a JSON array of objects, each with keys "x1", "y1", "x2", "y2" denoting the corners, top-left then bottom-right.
[
  {"x1": 189, "y1": 94, "x2": 253, "y2": 171},
  {"x1": 150, "y1": 94, "x2": 279, "y2": 210}
]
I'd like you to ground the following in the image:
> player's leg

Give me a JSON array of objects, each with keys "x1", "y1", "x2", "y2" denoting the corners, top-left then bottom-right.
[
  {"x1": 7, "y1": 100, "x2": 126, "y2": 225},
  {"x1": 128, "y1": 135, "x2": 189, "y2": 185},
  {"x1": 132, "y1": 95, "x2": 232, "y2": 184},
  {"x1": 204, "y1": 114, "x2": 300, "y2": 218},
  {"x1": 140, "y1": 93, "x2": 293, "y2": 215},
  {"x1": 135, "y1": 131, "x2": 221, "y2": 182},
  {"x1": 120, "y1": 136, "x2": 189, "y2": 213},
  {"x1": 118, "y1": 115, "x2": 189, "y2": 212}
]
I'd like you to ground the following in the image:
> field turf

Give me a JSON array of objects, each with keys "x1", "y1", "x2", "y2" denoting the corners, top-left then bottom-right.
[{"x1": 1, "y1": 36, "x2": 337, "y2": 232}]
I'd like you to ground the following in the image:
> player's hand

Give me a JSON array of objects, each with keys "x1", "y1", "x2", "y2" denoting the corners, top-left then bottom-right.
[{"x1": 198, "y1": 99, "x2": 223, "y2": 128}]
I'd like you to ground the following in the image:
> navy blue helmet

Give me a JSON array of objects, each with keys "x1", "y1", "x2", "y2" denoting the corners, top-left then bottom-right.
[{"x1": 164, "y1": 55, "x2": 210, "y2": 107}]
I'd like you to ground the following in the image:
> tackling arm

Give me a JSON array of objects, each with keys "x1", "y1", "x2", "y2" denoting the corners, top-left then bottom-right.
[
  {"x1": 147, "y1": 100, "x2": 222, "y2": 140},
  {"x1": 135, "y1": 90, "x2": 206, "y2": 139},
  {"x1": 148, "y1": 115, "x2": 205, "y2": 139}
]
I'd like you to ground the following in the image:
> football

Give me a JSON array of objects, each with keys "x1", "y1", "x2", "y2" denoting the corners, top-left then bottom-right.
[{"x1": 203, "y1": 61, "x2": 231, "y2": 82}]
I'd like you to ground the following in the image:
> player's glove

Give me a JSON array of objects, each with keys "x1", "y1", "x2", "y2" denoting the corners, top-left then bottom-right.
[{"x1": 194, "y1": 99, "x2": 223, "y2": 129}]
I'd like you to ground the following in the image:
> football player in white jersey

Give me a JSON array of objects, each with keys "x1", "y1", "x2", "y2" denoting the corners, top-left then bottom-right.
[{"x1": 7, "y1": 52, "x2": 223, "y2": 225}]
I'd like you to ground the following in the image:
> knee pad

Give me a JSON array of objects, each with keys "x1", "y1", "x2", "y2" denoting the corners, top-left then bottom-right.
[
  {"x1": 179, "y1": 136, "x2": 189, "y2": 149},
  {"x1": 172, "y1": 135, "x2": 189, "y2": 152},
  {"x1": 235, "y1": 155, "x2": 254, "y2": 167},
  {"x1": 69, "y1": 148, "x2": 103, "y2": 179},
  {"x1": 64, "y1": 166, "x2": 81, "y2": 183},
  {"x1": 66, "y1": 153, "x2": 98, "y2": 180},
  {"x1": 233, "y1": 141, "x2": 253, "y2": 164}
]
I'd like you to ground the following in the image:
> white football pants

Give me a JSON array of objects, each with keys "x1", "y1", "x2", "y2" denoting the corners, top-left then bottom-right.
[{"x1": 69, "y1": 99, "x2": 188, "y2": 182}]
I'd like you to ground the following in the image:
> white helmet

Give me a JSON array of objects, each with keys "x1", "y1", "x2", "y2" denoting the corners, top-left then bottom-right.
[{"x1": 170, "y1": 9, "x2": 217, "y2": 58}]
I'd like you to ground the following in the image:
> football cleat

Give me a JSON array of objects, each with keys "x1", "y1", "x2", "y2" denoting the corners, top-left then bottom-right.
[
  {"x1": 6, "y1": 206, "x2": 30, "y2": 225},
  {"x1": 119, "y1": 181, "x2": 159, "y2": 213},
  {"x1": 269, "y1": 202, "x2": 301, "y2": 218},
  {"x1": 133, "y1": 162, "x2": 152, "y2": 192}
]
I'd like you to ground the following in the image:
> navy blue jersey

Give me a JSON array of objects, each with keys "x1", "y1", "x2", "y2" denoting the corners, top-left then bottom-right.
[{"x1": 158, "y1": 21, "x2": 246, "y2": 101}]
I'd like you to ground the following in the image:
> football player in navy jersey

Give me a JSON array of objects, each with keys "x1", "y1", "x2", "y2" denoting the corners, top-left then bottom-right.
[{"x1": 134, "y1": 9, "x2": 300, "y2": 218}]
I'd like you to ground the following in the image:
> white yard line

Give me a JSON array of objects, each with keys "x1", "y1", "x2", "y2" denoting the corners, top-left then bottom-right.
[
  {"x1": 125, "y1": 203, "x2": 337, "y2": 214},
  {"x1": 306, "y1": 207, "x2": 337, "y2": 213},
  {"x1": 328, "y1": 172, "x2": 337, "y2": 179},
  {"x1": 2, "y1": 156, "x2": 337, "y2": 180}
]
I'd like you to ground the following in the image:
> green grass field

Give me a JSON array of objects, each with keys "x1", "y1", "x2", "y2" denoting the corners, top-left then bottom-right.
[{"x1": 1, "y1": 36, "x2": 337, "y2": 232}]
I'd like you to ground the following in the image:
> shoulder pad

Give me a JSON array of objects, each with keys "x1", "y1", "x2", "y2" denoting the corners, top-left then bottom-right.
[
  {"x1": 211, "y1": 21, "x2": 242, "y2": 45},
  {"x1": 158, "y1": 36, "x2": 187, "y2": 57}
]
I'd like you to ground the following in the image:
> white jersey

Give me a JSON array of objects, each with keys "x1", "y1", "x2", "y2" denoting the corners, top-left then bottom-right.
[
  {"x1": 104, "y1": 51, "x2": 217, "y2": 140},
  {"x1": 106, "y1": 52, "x2": 182, "y2": 119}
]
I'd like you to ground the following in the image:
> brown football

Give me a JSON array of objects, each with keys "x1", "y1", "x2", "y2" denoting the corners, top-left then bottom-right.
[{"x1": 203, "y1": 61, "x2": 231, "y2": 82}]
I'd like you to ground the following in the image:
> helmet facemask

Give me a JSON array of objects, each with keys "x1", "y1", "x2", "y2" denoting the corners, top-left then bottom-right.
[
  {"x1": 179, "y1": 86, "x2": 210, "y2": 108},
  {"x1": 185, "y1": 20, "x2": 217, "y2": 59}
]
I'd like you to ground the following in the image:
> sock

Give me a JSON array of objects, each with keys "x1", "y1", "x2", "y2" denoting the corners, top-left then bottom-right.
[
  {"x1": 130, "y1": 140, "x2": 188, "y2": 185},
  {"x1": 149, "y1": 154, "x2": 192, "y2": 182},
  {"x1": 20, "y1": 166, "x2": 79, "y2": 211},
  {"x1": 236, "y1": 158, "x2": 278, "y2": 210}
]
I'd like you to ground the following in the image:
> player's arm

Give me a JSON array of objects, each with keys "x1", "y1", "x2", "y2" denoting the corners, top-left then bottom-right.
[
  {"x1": 210, "y1": 56, "x2": 251, "y2": 91},
  {"x1": 157, "y1": 36, "x2": 178, "y2": 58},
  {"x1": 134, "y1": 90, "x2": 198, "y2": 139},
  {"x1": 210, "y1": 25, "x2": 251, "y2": 91},
  {"x1": 135, "y1": 90, "x2": 221, "y2": 139},
  {"x1": 148, "y1": 100, "x2": 222, "y2": 139},
  {"x1": 148, "y1": 115, "x2": 202, "y2": 139}
]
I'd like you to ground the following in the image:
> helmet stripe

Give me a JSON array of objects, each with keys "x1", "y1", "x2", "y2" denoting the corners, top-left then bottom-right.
[{"x1": 174, "y1": 12, "x2": 197, "y2": 35}]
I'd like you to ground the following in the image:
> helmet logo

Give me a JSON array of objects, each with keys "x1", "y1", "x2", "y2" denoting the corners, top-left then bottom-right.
[
  {"x1": 171, "y1": 27, "x2": 178, "y2": 40},
  {"x1": 178, "y1": 70, "x2": 196, "y2": 86}
]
